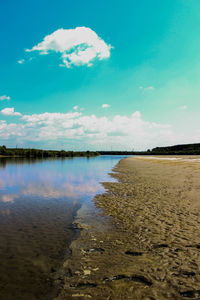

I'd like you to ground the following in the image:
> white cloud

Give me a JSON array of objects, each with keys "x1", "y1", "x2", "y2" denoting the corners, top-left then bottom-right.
[
  {"x1": 73, "y1": 105, "x2": 84, "y2": 111},
  {"x1": 26, "y1": 27, "x2": 112, "y2": 68},
  {"x1": 102, "y1": 104, "x2": 111, "y2": 108},
  {"x1": 0, "y1": 120, "x2": 24, "y2": 138},
  {"x1": 139, "y1": 86, "x2": 155, "y2": 90},
  {"x1": 2, "y1": 108, "x2": 199, "y2": 150},
  {"x1": 1, "y1": 107, "x2": 22, "y2": 116},
  {"x1": 0, "y1": 95, "x2": 10, "y2": 101},
  {"x1": 0, "y1": 109, "x2": 173, "y2": 150},
  {"x1": 21, "y1": 111, "x2": 81, "y2": 124},
  {"x1": 179, "y1": 105, "x2": 187, "y2": 110},
  {"x1": 18, "y1": 59, "x2": 25, "y2": 64}
]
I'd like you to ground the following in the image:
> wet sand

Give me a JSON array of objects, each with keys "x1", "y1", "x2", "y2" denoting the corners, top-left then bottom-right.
[{"x1": 56, "y1": 156, "x2": 200, "y2": 300}]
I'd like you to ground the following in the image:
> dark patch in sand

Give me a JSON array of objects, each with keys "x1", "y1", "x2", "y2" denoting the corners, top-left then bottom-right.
[
  {"x1": 125, "y1": 250, "x2": 143, "y2": 256},
  {"x1": 104, "y1": 274, "x2": 152, "y2": 286}
]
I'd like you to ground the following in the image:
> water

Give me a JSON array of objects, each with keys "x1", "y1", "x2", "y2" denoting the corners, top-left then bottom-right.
[{"x1": 0, "y1": 156, "x2": 125, "y2": 300}]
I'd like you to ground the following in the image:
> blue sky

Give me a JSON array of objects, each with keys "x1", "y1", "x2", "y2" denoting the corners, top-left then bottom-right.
[{"x1": 0, "y1": 0, "x2": 200, "y2": 150}]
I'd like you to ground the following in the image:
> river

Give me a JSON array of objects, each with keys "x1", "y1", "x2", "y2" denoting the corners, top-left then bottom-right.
[{"x1": 0, "y1": 155, "x2": 125, "y2": 300}]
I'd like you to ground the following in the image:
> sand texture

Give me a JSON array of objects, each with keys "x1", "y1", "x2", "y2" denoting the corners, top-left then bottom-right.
[{"x1": 55, "y1": 156, "x2": 200, "y2": 300}]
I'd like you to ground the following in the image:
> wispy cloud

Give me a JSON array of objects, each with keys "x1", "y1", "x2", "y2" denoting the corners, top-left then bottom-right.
[
  {"x1": 102, "y1": 104, "x2": 111, "y2": 108},
  {"x1": 26, "y1": 27, "x2": 112, "y2": 68},
  {"x1": 1, "y1": 107, "x2": 22, "y2": 116},
  {"x1": 73, "y1": 105, "x2": 84, "y2": 111},
  {"x1": 139, "y1": 86, "x2": 155, "y2": 90},
  {"x1": 0, "y1": 95, "x2": 10, "y2": 101},
  {"x1": 18, "y1": 59, "x2": 25, "y2": 64},
  {"x1": 179, "y1": 105, "x2": 187, "y2": 110}
]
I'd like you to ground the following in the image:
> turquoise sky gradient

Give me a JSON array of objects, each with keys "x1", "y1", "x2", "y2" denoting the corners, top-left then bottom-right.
[{"x1": 1, "y1": 0, "x2": 200, "y2": 150}]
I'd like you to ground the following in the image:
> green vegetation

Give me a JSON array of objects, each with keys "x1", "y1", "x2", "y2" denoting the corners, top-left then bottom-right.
[
  {"x1": 150, "y1": 143, "x2": 200, "y2": 155},
  {"x1": 0, "y1": 146, "x2": 99, "y2": 158},
  {"x1": 1, "y1": 143, "x2": 200, "y2": 158},
  {"x1": 100, "y1": 143, "x2": 200, "y2": 155}
]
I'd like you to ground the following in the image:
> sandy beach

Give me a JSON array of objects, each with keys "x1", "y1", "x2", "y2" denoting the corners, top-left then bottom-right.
[{"x1": 56, "y1": 156, "x2": 200, "y2": 300}]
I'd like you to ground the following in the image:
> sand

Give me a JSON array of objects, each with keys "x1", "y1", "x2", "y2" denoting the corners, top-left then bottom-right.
[{"x1": 55, "y1": 156, "x2": 200, "y2": 300}]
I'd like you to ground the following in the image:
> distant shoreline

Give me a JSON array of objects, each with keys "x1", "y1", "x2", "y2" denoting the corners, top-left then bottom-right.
[
  {"x1": 1, "y1": 142, "x2": 200, "y2": 157},
  {"x1": 0, "y1": 146, "x2": 100, "y2": 158}
]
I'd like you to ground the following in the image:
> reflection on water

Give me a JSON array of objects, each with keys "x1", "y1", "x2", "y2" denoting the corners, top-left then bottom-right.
[
  {"x1": 0, "y1": 157, "x2": 51, "y2": 168},
  {"x1": 0, "y1": 156, "x2": 124, "y2": 300}
]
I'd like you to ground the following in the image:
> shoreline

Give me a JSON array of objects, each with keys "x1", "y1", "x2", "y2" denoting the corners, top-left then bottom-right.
[{"x1": 55, "y1": 156, "x2": 200, "y2": 300}]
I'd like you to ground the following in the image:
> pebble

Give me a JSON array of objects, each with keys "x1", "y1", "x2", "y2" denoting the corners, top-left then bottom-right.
[
  {"x1": 116, "y1": 239, "x2": 123, "y2": 245},
  {"x1": 83, "y1": 270, "x2": 91, "y2": 275},
  {"x1": 74, "y1": 271, "x2": 81, "y2": 275}
]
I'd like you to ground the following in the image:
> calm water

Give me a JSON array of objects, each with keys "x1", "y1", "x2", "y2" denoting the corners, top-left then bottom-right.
[{"x1": 0, "y1": 156, "x2": 125, "y2": 300}]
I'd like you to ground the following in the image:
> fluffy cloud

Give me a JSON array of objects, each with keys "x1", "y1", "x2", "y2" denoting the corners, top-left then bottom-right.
[
  {"x1": 0, "y1": 120, "x2": 24, "y2": 138},
  {"x1": 0, "y1": 95, "x2": 10, "y2": 101},
  {"x1": 4, "y1": 108, "x2": 199, "y2": 150},
  {"x1": 0, "y1": 108, "x2": 175, "y2": 150},
  {"x1": 102, "y1": 104, "x2": 111, "y2": 108},
  {"x1": 1, "y1": 108, "x2": 200, "y2": 150},
  {"x1": 1, "y1": 107, "x2": 22, "y2": 116},
  {"x1": 26, "y1": 27, "x2": 112, "y2": 68}
]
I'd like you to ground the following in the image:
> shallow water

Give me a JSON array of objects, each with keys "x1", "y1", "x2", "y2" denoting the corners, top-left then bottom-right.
[{"x1": 0, "y1": 156, "x2": 125, "y2": 300}]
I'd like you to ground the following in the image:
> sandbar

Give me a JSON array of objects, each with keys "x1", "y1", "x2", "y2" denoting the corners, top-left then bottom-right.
[{"x1": 55, "y1": 156, "x2": 200, "y2": 300}]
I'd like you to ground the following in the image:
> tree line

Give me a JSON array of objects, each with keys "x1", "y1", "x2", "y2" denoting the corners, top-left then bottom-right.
[
  {"x1": 100, "y1": 143, "x2": 200, "y2": 155},
  {"x1": 150, "y1": 143, "x2": 200, "y2": 155},
  {"x1": 1, "y1": 143, "x2": 200, "y2": 158},
  {"x1": 0, "y1": 146, "x2": 100, "y2": 158}
]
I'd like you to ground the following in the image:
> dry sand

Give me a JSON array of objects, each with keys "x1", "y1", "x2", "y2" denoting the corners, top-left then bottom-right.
[{"x1": 55, "y1": 156, "x2": 200, "y2": 300}]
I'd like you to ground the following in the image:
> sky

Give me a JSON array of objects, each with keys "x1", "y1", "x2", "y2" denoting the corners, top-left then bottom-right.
[{"x1": 1, "y1": 0, "x2": 200, "y2": 151}]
